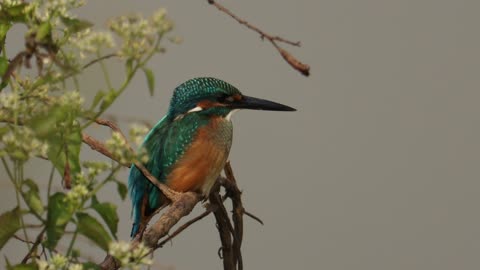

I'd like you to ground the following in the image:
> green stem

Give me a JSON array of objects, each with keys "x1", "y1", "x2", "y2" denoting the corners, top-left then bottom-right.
[
  {"x1": 1, "y1": 157, "x2": 14, "y2": 181},
  {"x1": 88, "y1": 164, "x2": 122, "y2": 197},
  {"x1": 66, "y1": 226, "x2": 78, "y2": 257},
  {"x1": 98, "y1": 51, "x2": 113, "y2": 90},
  {"x1": 47, "y1": 164, "x2": 55, "y2": 198},
  {"x1": 14, "y1": 161, "x2": 31, "y2": 250}
]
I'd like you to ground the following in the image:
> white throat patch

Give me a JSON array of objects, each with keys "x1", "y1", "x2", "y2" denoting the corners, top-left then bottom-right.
[{"x1": 225, "y1": 109, "x2": 238, "y2": 121}]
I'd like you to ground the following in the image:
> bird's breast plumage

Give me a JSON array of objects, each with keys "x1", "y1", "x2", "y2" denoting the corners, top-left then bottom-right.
[{"x1": 166, "y1": 116, "x2": 233, "y2": 195}]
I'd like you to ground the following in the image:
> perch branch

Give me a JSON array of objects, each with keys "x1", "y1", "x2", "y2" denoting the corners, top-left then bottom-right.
[
  {"x1": 99, "y1": 191, "x2": 201, "y2": 270},
  {"x1": 207, "y1": 0, "x2": 310, "y2": 76},
  {"x1": 156, "y1": 207, "x2": 213, "y2": 248},
  {"x1": 210, "y1": 188, "x2": 236, "y2": 270}
]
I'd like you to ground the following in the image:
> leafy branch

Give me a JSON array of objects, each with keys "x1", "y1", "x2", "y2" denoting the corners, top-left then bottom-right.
[{"x1": 0, "y1": 1, "x2": 175, "y2": 269}]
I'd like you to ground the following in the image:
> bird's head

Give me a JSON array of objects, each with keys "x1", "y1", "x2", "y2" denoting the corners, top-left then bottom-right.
[{"x1": 167, "y1": 77, "x2": 296, "y2": 120}]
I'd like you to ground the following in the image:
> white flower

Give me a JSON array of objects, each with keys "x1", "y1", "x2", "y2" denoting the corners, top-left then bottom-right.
[
  {"x1": 68, "y1": 263, "x2": 83, "y2": 270},
  {"x1": 129, "y1": 124, "x2": 150, "y2": 146},
  {"x1": 51, "y1": 253, "x2": 68, "y2": 268},
  {"x1": 109, "y1": 241, "x2": 153, "y2": 269},
  {"x1": 37, "y1": 260, "x2": 49, "y2": 270},
  {"x1": 1, "y1": 127, "x2": 49, "y2": 162}
]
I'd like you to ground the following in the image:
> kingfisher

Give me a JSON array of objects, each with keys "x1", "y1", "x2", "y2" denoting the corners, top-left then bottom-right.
[{"x1": 128, "y1": 77, "x2": 295, "y2": 237}]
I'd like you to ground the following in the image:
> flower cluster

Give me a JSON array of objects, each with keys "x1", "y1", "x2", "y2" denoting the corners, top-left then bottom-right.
[
  {"x1": 0, "y1": 127, "x2": 48, "y2": 162},
  {"x1": 34, "y1": 0, "x2": 86, "y2": 23},
  {"x1": 109, "y1": 241, "x2": 152, "y2": 270},
  {"x1": 105, "y1": 130, "x2": 149, "y2": 165},
  {"x1": 82, "y1": 161, "x2": 111, "y2": 180},
  {"x1": 37, "y1": 253, "x2": 83, "y2": 270},
  {"x1": 64, "y1": 184, "x2": 89, "y2": 206},
  {"x1": 106, "y1": 131, "x2": 133, "y2": 164},
  {"x1": 0, "y1": 92, "x2": 22, "y2": 121},
  {"x1": 70, "y1": 29, "x2": 115, "y2": 58},
  {"x1": 57, "y1": 90, "x2": 84, "y2": 110},
  {"x1": 129, "y1": 124, "x2": 150, "y2": 146},
  {"x1": 108, "y1": 8, "x2": 174, "y2": 59}
]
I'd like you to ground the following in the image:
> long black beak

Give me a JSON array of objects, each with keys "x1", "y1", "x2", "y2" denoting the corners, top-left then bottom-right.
[{"x1": 231, "y1": 95, "x2": 296, "y2": 111}]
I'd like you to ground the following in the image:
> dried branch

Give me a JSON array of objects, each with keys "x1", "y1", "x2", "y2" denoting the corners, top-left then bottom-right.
[
  {"x1": 207, "y1": 0, "x2": 310, "y2": 76},
  {"x1": 210, "y1": 189, "x2": 236, "y2": 270},
  {"x1": 81, "y1": 133, "x2": 130, "y2": 167},
  {"x1": 156, "y1": 207, "x2": 213, "y2": 248},
  {"x1": 244, "y1": 210, "x2": 264, "y2": 225},
  {"x1": 99, "y1": 191, "x2": 201, "y2": 270},
  {"x1": 223, "y1": 162, "x2": 244, "y2": 269}
]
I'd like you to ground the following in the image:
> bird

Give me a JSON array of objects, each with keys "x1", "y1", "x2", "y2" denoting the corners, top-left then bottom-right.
[{"x1": 128, "y1": 77, "x2": 296, "y2": 237}]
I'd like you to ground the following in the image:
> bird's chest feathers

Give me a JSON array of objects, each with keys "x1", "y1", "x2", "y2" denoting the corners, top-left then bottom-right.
[{"x1": 166, "y1": 117, "x2": 233, "y2": 195}]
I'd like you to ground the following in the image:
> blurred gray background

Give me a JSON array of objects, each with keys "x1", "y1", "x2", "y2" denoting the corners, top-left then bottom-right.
[{"x1": 2, "y1": 0, "x2": 480, "y2": 269}]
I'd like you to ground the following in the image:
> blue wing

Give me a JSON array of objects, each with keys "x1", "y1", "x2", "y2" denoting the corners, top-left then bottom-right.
[
  {"x1": 128, "y1": 116, "x2": 170, "y2": 237},
  {"x1": 128, "y1": 113, "x2": 205, "y2": 237}
]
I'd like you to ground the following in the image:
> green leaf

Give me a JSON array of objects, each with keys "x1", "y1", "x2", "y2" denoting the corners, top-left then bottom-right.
[
  {"x1": 21, "y1": 179, "x2": 44, "y2": 216},
  {"x1": 90, "y1": 90, "x2": 105, "y2": 110},
  {"x1": 0, "y1": 56, "x2": 8, "y2": 78},
  {"x1": 29, "y1": 105, "x2": 66, "y2": 138},
  {"x1": 45, "y1": 193, "x2": 75, "y2": 249},
  {"x1": 0, "y1": 23, "x2": 11, "y2": 44},
  {"x1": 0, "y1": 125, "x2": 9, "y2": 137},
  {"x1": 0, "y1": 207, "x2": 21, "y2": 250},
  {"x1": 47, "y1": 126, "x2": 82, "y2": 182},
  {"x1": 82, "y1": 262, "x2": 101, "y2": 270},
  {"x1": 60, "y1": 16, "x2": 93, "y2": 33},
  {"x1": 35, "y1": 22, "x2": 52, "y2": 42},
  {"x1": 32, "y1": 109, "x2": 83, "y2": 184},
  {"x1": 91, "y1": 201, "x2": 119, "y2": 238},
  {"x1": 76, "y1": 212, "x2": 112, "y2": 251},
  {"x1": 116, "y1": 181, "x2": 127, "y2": 200},
  {"x1": 142, "y1": 67, "x2": 155, "y2": 96},
  {"x1": 0, "y1": 3, "x2": 29, "y2": 23},
  {"x1": 100, "y1": 89, "x2": 117, "y2": 111},
  {"x1": 125, "y1": 59, "x2": 133, "y2": 76},
  {"x1": 7, "y1": 263, "x2": 38, "y2": 270},
  {"x1": 0, "y1": 56, "x2": 9, "y2": 90}
]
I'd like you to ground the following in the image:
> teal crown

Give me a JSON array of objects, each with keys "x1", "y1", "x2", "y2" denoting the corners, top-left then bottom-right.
[{"x1": 167, "y1": 77, "x2": 241, "y2": 119}]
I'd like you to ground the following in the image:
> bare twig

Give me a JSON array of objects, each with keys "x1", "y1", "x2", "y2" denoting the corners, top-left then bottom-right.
[
  {"x1": 244, "y1": 210, "x2": 264, "y2": 225},
  {"x1": 133, "y1": 161, "x2": 181, "y2": 202},
  {"x1": 207, "y1": 0, "x2": 310, "y2": 76},
  {"x1": 13, "y1": 234, "x2": 36, "y2": 245},
  {"x1": 21, "y1": 228, "x2": 46, "y2": 264},
  {"x1": 81, "y1": 133, "x2": 130, "y2": 167}
]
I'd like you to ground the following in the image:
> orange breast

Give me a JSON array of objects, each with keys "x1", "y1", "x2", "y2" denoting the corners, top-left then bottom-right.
[{"x1": 166, "y1": 117, "x2": 232, "y2": 195}]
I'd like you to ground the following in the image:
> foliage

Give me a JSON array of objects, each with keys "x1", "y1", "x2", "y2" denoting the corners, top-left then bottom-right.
[{"x1": 0, "y1": 0, "x2": 175, "y2": 269}]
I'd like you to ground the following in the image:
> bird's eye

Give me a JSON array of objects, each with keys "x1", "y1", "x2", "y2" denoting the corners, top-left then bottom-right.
[{"x1": 218, "y1": 95, "x2": 234, "y2": 103}]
